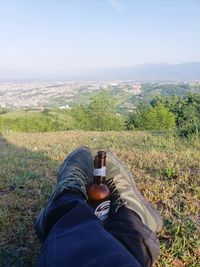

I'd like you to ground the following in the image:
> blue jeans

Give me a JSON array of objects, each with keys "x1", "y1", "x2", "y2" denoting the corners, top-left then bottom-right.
[{"x1": 36, "y1": 192, "x2": 160, "y2": 267}]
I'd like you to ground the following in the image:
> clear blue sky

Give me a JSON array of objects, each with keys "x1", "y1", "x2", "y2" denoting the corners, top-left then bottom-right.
[{"x1": 0, "y1": 0, "x2": 200, "y2": 78}]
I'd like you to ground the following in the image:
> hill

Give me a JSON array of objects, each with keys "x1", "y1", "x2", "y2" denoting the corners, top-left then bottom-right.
[
  {"x1": 82, "y1": 62, "x2": 200, "y2": 81},
  {"x1": 127, "y1": 83, "x2": 200, "y2": 107},
  {"x1": 2, "y1": 62, "x2": 200, "y2": 82},
  {"x1": 0, "y1": 131, "x2": 199, "y2": 266}
]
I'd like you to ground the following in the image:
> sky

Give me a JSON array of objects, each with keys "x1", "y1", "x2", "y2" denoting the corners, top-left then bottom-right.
[{"x1": 0, "y1": 0, "x2": 200, "y2": 78}]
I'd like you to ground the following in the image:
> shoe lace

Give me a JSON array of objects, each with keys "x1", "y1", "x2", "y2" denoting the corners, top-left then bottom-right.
[
  {"x1": 107, "y1": 178, "x2": 128, "y2": 212},
  {"x1": 59, "y1": 167, "x2": 88, "y2": 192}
]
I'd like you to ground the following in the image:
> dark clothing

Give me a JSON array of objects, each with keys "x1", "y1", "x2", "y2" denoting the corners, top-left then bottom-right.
[
  {"x1": 105, "y1": 208, "x2": 160, "y2": 267},
  {"x1": 36, "y1": 193, "x2": 159, "y2": 267}
]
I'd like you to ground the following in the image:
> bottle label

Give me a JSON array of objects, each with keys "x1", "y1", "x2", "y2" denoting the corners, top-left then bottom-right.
[
  {"x1": 94, "y1": 200, "x2": 111, "y2": 221},
  {"x1": 94, "y1": 167, "x2": 106, "y2": 177}
]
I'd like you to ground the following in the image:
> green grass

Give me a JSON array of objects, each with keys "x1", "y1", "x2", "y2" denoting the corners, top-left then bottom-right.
[
  {"x1": 0, "y1": 131, "x2": 199, "y2": 266},
  {"x1": 0, "y1": 110, "x2": 39, "y2": 118}
]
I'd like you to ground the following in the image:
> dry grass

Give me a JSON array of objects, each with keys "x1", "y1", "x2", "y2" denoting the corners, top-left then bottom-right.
[{"x1": 0, "y1": 131, "x2": 200, "y2": 266}]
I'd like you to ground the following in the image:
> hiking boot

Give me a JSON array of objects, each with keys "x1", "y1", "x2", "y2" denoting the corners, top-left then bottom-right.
[
  {"x1": 35, "y1": 146, "x2": 93, "y2": 239},
  {"x1": 106, "y1": 152, "x2": 163, "y2": 233}
]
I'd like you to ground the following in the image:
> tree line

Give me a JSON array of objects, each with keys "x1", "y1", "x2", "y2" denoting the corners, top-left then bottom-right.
[{"x1": 0, "y1": 92, "x2": 200, "y2": 137}]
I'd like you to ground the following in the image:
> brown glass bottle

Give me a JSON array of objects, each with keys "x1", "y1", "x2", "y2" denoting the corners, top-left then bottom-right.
[{"x1": 87, "y1": 151, "x2": 111, "y2": 221}]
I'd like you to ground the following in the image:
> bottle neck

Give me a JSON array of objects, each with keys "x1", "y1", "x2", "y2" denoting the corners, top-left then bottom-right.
[
  {"x1": 93, "y1": 176, "x2": 102, "y2": 184},
  {"x1": 93, "y1": 176, "x2": 103, "y2": 184},
  {"x1": 93, "y1": 151, "x2": 106, "y2": 184}
]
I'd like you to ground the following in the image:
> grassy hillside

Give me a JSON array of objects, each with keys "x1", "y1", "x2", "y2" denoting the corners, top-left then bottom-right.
[
  {"x1": 128, "y1": 83, "x2": 200, "y2": 106},
  {"x1": 0, "y1": 131, "x2": 199, "y2": 266}
]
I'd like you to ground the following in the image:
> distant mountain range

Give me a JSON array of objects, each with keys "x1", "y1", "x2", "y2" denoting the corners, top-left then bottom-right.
[
  {"x1": 86, "y1": 62, "x2": 200, "y2": 81},
  {"x1": 1, "y1": 62, "x2": 200, "y2": 82}
]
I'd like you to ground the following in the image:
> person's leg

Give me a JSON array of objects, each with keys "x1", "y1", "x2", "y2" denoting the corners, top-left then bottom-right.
[
  {"x1": 35, "y1": 147, "x2": 142, "y2": 267},
  {"x1": 35, "y1": 146, "x2": 95, "y2": 240},
  {"x1": 104, "y1": 207, "x2": 160, "y2": 267},
  {"x1": 104, "y1": 152, "x2": 163, "y2": 267},
  {"x1": 36, "y1": 191, "x2": 142, "y2": 267}
]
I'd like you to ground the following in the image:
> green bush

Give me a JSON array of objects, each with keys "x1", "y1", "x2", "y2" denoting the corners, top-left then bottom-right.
[
  {"x1": 71, "y1": 91, "x2": 125, "y2": 131},
  {"x1": 0, "y1": 112, "x2": 76, "y2": 132},
  {"x1": 126, "y1": 103, "x2": 175, "y2": 130},
  {"x1": 151, "y1": 93, "x2": 200, "y2": 129},
  {"x1": 177, "y1": 123, "x2": 200, "y2": 138}
]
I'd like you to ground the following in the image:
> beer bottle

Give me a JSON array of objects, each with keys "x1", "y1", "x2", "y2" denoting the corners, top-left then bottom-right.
[{"x1": 87, "y1": 150, "x2": 111, "y2": 222}]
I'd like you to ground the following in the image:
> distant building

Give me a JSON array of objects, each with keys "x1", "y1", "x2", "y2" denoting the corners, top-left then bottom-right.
[
  {"x1": 132, "y1": 85, "x2": 141, "y2": 92},
  {"x1": 59, "y1": 105, "x2": 70, "y2": 110}
]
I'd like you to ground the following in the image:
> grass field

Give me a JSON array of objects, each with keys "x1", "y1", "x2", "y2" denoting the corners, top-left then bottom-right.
[{"x1": 0, "y1": 131, "x2": 199, "y2": 266}]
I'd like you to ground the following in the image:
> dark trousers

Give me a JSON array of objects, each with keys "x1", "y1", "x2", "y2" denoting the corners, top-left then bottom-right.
[{"x1": 36, "y1": 192, "x2": 160, "y2": 267}]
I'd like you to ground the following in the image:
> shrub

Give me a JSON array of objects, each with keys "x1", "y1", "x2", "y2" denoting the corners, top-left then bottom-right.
[{"x1": 127, "y1": 103, "x2": 175, "y2": 130}]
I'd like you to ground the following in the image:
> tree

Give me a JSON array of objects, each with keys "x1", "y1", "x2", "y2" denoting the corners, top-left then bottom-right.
[
  {"x1": 151, "y1": 93, "x2": 200, "y2": 128},
  {"x1": 87, "y1": 91, "x2": 124, "y2": 131},
  {"x1": 71, "y1": 91, "x2": 125, "y2": 131},
  {"x1": 71, "y1": 105, "x2": 91, "y2": 130},
  {"x1": 127, "y1": 103, "x2": 175, "y2": 130}
]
